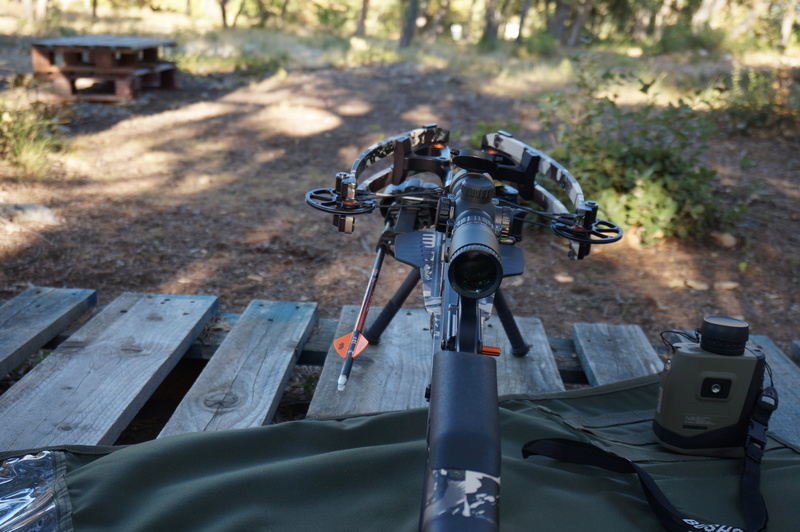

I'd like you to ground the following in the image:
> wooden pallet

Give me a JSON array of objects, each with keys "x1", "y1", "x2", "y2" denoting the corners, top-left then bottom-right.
[
  {"x1": 1, "y1": 287, "x2": 798, "y2": 452},
  {"x1": 31, "y1": 35, "x2": 177, "y2": 102}
]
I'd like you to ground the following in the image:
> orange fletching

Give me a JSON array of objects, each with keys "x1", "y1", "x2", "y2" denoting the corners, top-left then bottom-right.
[{"x1": 334, "y1": 333, "x2": 369, "y2": 358}]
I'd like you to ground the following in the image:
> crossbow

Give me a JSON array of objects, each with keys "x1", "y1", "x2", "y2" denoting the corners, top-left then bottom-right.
[{"x1": 305, "y1": 124, "x2": 622, "y2": 531}]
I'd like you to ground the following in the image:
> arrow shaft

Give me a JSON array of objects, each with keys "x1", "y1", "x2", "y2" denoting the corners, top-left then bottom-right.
[
  {"x1": 353, "y1": 248, "x2": 385, "y2": 331},
  {"x1": 338, "y1": 246, "x2": 386, "y2": 389}
]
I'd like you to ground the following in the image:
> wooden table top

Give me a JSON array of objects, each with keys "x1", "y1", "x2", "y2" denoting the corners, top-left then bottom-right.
[{"x1": 32, "y1": 35, "x2": 177, "y2": 51}]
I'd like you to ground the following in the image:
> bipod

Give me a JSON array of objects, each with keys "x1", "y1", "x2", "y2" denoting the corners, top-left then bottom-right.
[
  {"x1": 363, "y1": 270, "x2": 530, "y2": 358},
  {"x1": 494, "y1": 288, "x2": 530, "y2": 357},
  {"x1": 362, "y1": 267, "x2": 420, "y2": 345}
]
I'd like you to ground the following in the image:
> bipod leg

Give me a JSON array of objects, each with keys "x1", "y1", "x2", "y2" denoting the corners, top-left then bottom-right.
[
  {"x1": 494, "y1": 288, "x2": 530, "y2": 357},
  {"x1": 363, "y1": 267, "x2": 421, "y2": 344}
]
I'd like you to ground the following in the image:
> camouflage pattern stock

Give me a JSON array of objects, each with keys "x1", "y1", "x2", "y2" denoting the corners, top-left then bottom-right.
[{"x1": 421, "y1": 350, "x2": 500, "y2": 532}]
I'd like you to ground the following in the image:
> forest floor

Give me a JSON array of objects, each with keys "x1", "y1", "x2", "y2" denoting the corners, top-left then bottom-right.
[{"x1": 0, "y1": 40, "x2": 798, "y2": 371}]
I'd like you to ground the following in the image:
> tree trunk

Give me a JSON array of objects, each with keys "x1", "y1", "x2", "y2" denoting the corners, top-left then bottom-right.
[
  {"x1": 231, "y1": 0, "x2": 247, "y2": 27},
  {"x1": 399, "y1": 0, "x2": 419, "y2": 48},
  {"x1": 428, "y1": 0, "x2": 451, "y2": 39},
  {"x1": 548, "y1": 0, "x2": 572, "y2": 43},
  {"x1": 565, "y1": 0, "x2": 592, "y2": 46},
  {"x1": 652, "y1": 0, "x2": 676, "y2": 41},
  {"x1": 34, "y1": 0, "x2": 48, "y2": 23},
  {"x1": 629, "y1": 8, "x2": 651, "y2": 40},
  {"x1": 730, "y1": 0, "x2": 767, "y2": 39},
  {"x1": 356, "y1": 0, "x2": 370, "y2": 37},
  {"x1": 219, "y1": 0, "x2": 229, "y2": 28},
  {"x1": 515, "y1": 0, "x2": 534, "y2": 45},
  {"x1": 691, "y1": 0, "x2": 727, "y2": 29},
  {"x1": 780, "y1": 0, "x2": 797, "y2": 49},
  {"x1": 480, "y1": 0, "x2": 502, "y2": 47},
  {"x1": 463, "y1": 0, "x2": 480, "y2": 41},
  {"x1": 23, "y1": 0, "x2": 34, "y2": 21}
]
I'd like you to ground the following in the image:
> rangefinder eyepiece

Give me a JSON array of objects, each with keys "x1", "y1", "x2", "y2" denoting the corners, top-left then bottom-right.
[{"x1": 699, "y1": 316, "x2": 749, "y2": 356}]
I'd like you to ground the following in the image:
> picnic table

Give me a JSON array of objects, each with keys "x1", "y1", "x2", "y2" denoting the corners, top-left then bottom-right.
[
  {"x1": 0, "y1": 286, "x2": 798, "y2": 451},
  {"x1": 30, "y1": 35, "x2": 177, "y2": 102}
]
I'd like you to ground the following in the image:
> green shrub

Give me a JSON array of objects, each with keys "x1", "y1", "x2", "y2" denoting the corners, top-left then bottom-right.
[
  {"x1": 714, "y1": 65, "x2": 800, "y2": 132},
  {"x1": 313, "y1": 1, "x2": 352, "y2": 34},
  {"x1": 0, "y1": 100, "x2": 66, "y2": 177},
  {"x1": 467, "y1": 119, "x2": 520, "y2": 148},
  {"x1": 173, "y1": 45, "x2": 287, "y2": 77},
  {"x1": 656, "y1": 23, "x2": 727, "y2": 54},
  {"x1": 536, "y1": 54, "x2": 746, "y2": 243},
  {"x1": 524, "y1": 31, "x2": 559, "y2": 57},
  {"x1": 346, "y1": 37, "x2": 400, "y2": 65}
]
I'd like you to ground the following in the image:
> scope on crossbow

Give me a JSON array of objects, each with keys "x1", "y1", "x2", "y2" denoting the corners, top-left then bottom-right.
[{"x1": 447, "y1": 174, "x2": 504, "y2": 299}]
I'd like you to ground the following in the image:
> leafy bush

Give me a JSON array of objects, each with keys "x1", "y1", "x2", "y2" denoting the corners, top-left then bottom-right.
[
  {"x1": 714, "y1": 65, "x2": 800, "y2": 132},
  {"x1": 524, "y1": 31, "x2": 559, "y2": 57},
  {"x1": 346, "y1": 37, "x2": 400, "y2": 65},
  {"x1": 467, "y1": 118, "x2": 520, "y2": 148},
  {"x1": 536, "y1": 55, "x2": 746, "y2": 243},
  {"x1": 173, "y1": 43, "x2": 287, "y2": 77},
  {"x1": 0, "y1": 100, "x2": 66, "y2": 177},
  {"x1": 656, "y1": 23, "x2": 727, "y2": 55},
  {"x1": 313, "y1": 1, "x2": 352, "y2": 34}
]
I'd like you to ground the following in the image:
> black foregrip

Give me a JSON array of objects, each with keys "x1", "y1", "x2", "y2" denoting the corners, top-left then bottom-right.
[{"x1": 421, "y1": 351, "x2": 500, "y2": 532}]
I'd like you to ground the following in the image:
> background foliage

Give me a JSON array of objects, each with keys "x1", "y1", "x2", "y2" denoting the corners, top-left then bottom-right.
[
  {"x1": 536, "y1": 54, "x2": 747, "y2": 243},
  {"x1": 3, "y1": 0, "x2": 799, "y2": 240}
]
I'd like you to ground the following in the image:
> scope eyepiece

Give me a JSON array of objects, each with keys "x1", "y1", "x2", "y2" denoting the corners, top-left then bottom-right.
[{"x1": 449, "y1": 245, "x2": 502, "y2": 298}]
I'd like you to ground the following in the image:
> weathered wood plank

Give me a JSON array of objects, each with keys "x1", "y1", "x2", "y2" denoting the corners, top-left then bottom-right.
[
  {"x1": 573, "y1": 323, "x2": 663, "y2": 386},
  {"x1": 484, "y1": 316, "x2": 565, "y2": 396},
  {"x1": 307, "y1": 307, "x2": 431, "y2": 420},
  {"x1": 298, "y1": 318, "x2": 338, "y2": 366},
  {"x1": 308, "y1": 307, "x2": 566, "y2": 420},
  {"x1": 750, "y1": 335, "x2": 800, "y2": 448},
  {"x1": 158, "y1": 301, "x2": 318, "y2": 437},
  {"x1": 792, "y1": 340, "x2": 799, "y2": 363},
  {"x1": 0, "y1": 293, "x2": 217, "y2": 450},
  {"x1": 0, "y1": 287, "x2": 96, "y2": 377}
]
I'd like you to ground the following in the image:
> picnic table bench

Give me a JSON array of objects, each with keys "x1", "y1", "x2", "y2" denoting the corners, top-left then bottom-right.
[
  {"x1": 31, "y1": 35, "x2": 177, "y2": 102},
  {"x1": 1, "y1": 287, "x2": 798, "y2": 452}
]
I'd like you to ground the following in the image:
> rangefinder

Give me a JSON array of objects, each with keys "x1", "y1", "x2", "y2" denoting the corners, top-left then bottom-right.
[{"x1": 653, "y1": 316, "x2": 765, "y2": 457}]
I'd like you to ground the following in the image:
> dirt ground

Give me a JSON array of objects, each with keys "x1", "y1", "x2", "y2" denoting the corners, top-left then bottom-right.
[{"x1": 0, "y1": 57, "x2": 798, "y2": 362}]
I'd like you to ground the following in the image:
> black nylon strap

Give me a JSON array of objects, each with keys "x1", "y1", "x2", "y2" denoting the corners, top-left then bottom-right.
[
  {"x1": 522, "y1": 439, "x2": 712, "y2": 532},
  {"x1": 521, "y1": 386, "x2": 778, "y2": 532}
]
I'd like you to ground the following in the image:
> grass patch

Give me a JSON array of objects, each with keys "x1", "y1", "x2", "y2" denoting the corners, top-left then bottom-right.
[{"x1": 0, "y1": 97, "x2": 67, "y2": 178}]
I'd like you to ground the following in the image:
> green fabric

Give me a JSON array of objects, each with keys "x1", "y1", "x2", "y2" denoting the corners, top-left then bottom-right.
[{"x1": 5, "y1": 375, "x2": 799, "y2": 532}]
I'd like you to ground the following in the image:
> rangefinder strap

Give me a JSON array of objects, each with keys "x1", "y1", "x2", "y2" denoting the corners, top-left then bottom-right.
[{"x1": 522, "y1": 387, "x2": 778, "y2": 532}]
